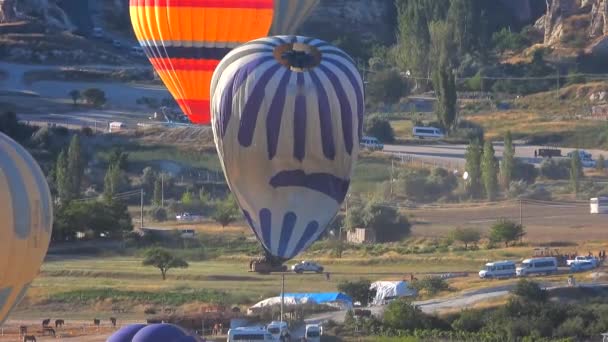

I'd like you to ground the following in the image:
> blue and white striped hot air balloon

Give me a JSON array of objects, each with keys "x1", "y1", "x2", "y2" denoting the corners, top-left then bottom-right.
[
  {"x1": 0, "y1": 132, "x2": 53, "y2": 325},
  {"x1": 211, "y1": 35, "x2": 364, "y2": 262}
]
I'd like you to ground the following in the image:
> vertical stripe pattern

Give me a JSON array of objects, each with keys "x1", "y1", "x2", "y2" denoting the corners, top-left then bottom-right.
[
  {"x1": 0, "y1": 133, "x2": 53, "y2": 325},
  {"x1": 130, "y1": 0, "x2": 319, "y2": 125},
  {"x1": 211, "y1": 36, "x2": 364, "y2": 260}
]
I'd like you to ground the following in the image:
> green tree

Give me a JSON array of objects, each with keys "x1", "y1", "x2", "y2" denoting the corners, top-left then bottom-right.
[
  {"x1": 366, "y1": 69, "x2": 409, "y2": 106},
  {"x1": 55, "y1": 150, "x2": 71, "y2": 202},
  {"x1": 153, "y1": 178, "x2": 162, "y2": 206},
  {"x1": 383, "y1": 299, "x2": 433, "y2": 331},
  {"x1": 489, "y1": 219, "x2": 525, "y2": 247},
  {"x1": 597, "y1": 154, "x2": 605, "y2": 172},
  {"x1": 140, "y1": 167, "x2": 157, "y2": 197},
  {"x1": 364, "y1": 115, "x2": 395, "y2": 143},
  {"x1": 181, "y1": 191, "x2": 194, "y2": 205},
  {"x1": 362, "y1": 200, "x2": 411, "y2": 242},
  {"x1": 212, "y1": 196, "x2": 239, "y2": 227},
  {"x1": 142, "y1": 247, "x2": 189, "y2": 280},
  {"x1": 337, "y1": 279, "x2": 374, "y2": 307},
  {"x1": 67, "y1": 135, "x2": 84, "y2": 199},
  {"x1": 81, "y1": 88, "x2": 107, "y2": 108},
  {"x1": 450, "y1": 227, "x2": 481, "y2": 250},
  {"x1": 570, "y1": 150, "x2": 583, "y2": 194},
  {"x1": 103, "y1": 164, "x2": 128, "y2": 202},
  {"x1": 432, "y1": 62, "x2": 458, "y2": 133},
  {"x1": 69, "y1": 89, "x2": 80, "y2": 106},
  {"x1": 410, "y1": 277, "x2": 449, "y2": 296},
  {"x1": 447, "y1": 0, "x2": 481, "y2": 56},
  {"x1": 465, "y1": 139, "x2": 483, "y2": 198},
  {"x1": 501, "y1": 131, "x2": 515, "y2": 188},
  {"x1": 512, "y1": 279, "x2": 547, "y2": 303},
  {"x1": 482, "y1": 141, "x2": 499, "y2": 201},
  {"x1": 108, "y1": 149, "x2": 129, "y2": 171}
]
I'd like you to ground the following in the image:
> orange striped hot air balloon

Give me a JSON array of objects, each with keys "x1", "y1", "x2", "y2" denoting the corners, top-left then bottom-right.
[{"x1": 129, "y1": 0, "x2": 319, "y2": 125}]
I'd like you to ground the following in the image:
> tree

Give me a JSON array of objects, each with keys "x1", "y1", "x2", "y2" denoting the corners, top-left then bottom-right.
[
  {"x1": 181, "y1": 191, "x2": 194, "y2": 205},
  {"x1": 362, "y1": 200, "x2": 411, "y2": 243},
  {"x1": 489, "y1": 219, "x2": 525, "y2": 247},
  {"x1": 103, "y1": 164, "x2": 128, "y2": 202},
  {"x1": 429, "y1": 20, "x2": 458, "y2": 133},
  {"x1": 337, "y1": 279, "x2": 375, "y2": 307},
  {"x1": 153, "y1": 178, "x2": 162, "y2": 206},
  {"x1": 55, "y1": 150, "x2": 71, "y2": 202},
  {"x1": 383, "y1": 299, "x2": 434, "y2": 331},
  {"x1": 597, "y1": 154, "x2": 605, "y2": 172},
  {"x1": 67, "y1": 135, "x2": 84, "y2": 199},
  {"x1": 0, "y1": 111, "x2": 32, "y2": 142},
  {"x1": 142, "y1": 247, "x2": 189, "y2": 280},
  {"x1": 81, "y1": 88, "x2": 107, "y2": 108},
  {"x1": 364, "y1": 115, "x2": 395, "y2": 143},
  {"x1": 501, "y1": 131, "x2": 515, "y2": 188},
  {"x1": 69, "y1": 90, "x2": 80, "y2": 106},
  {"x1": 570, "y1": 150, "x2": 583, "y2": 194},
  {"x1": 108, "y1": 149, "x2": 129, "y2": 171},
  {"x1": 450, "y1": 227, "x2": 481, "y2": 250},
  {"x1": 140, "y1": 167, "x2": 157, "y2": 196},
  {"x1": 53, "y1": 200, "x2": 132, "y2": 241},
  {"x1": 482, "y1": 141, "x2": 499, "y2": 201},
  {"x1": 366, "y1": 69, "x2": 409, "y2": 106},
  {"x1": 512, "y1": 279, "x2": 547, "y2": 303},
  {"x1": 465, "y1": 139, "x2": 483, "y2": 199},
  {"x1": 212, "y1": 196, "x2": 239, "y2": 227}
]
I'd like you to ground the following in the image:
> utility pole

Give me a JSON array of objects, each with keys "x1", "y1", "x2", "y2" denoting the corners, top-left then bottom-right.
[
  {"x1": 161, "y1": 173, "x2": 164, "y2": 208},
  {"x1": 519, "y1": 198, "x2": 523, "y2": 227},
  {"x1": 280, "y1": 273, "x2": 285, "y2": 322},
  {"x1": 140, "y1": 188, "x2": 144, "y2": 229},
  {"x1": 390, "y1": 159, "x2": 395, "y2": 200}
]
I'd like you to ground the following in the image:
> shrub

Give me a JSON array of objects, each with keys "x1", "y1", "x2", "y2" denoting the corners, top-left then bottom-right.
[
  {"x1": 366, "y1": 68, "x2": 409, "y2": 106},
  {"x1": 452, "y1": 309, "x2": 485, "y2": 332},
  {"x1": 489, "y1": 219, "x2": 525, "y2": 247},
  {"x1": 82, "y1": 88, "x2": 107, "y2": 108},
  {"x1": 364, "y1": 114, "x2": 395, "y2": 143},
  {"x1": 512, "y1": 279, "x2": 547, "y2": 303},
  {"x1": 513, "y1": 159, "x2": 538, "y2": 184},
  {"x1": 507, "y1": 180, "x2": 528, "y2": 198},
  {"x1": 362, "y1": 200, "x2": 411, "y2": 242},
  {"x1": 523, "y1": 186, "x2": 552, "y2": 201},
  {"x1": 410, "y1": 277, "x2": 449, "y2": 296},
  {"x1": 149, "y1": 206, "x2": 168, "y2": 222},
  {"x1": 337, "y1": 279, "x2": 375, "y2": 306},
  {"x1": 540, "y1": 159, "x2": 570, "y2": 180}
]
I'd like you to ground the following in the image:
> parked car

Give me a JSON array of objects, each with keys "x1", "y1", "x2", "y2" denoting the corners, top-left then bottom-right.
[
  {"x1": 304, "y1": 324, "x2": 322, "y2": 342},
  {"x1": 360, "y1": 136, "x2": 384, "y2": 151},
  {"x1": 291, "y1": 261, "x2": 324, "y2": 274},
  {"x1": 570, "y1": 260, "x2": 595, "y2": 272},
  {"x1": 567, "y1": 256, "x2": 598, "y2": 267},
  {"x1": 176, "y1": 213, "x2": 194, "y2": 222},
  {"x1": 479, "y1": 260, "x2": 516, "y2": 279}
]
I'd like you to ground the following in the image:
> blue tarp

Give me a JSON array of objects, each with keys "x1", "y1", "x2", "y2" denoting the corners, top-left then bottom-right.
[{"x1": 281, "y1": 292, "x2": 353, "y2": 306}]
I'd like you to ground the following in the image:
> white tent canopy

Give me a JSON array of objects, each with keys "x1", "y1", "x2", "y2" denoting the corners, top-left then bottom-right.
[
  {"x1": 247, "y1": 296, "x2": 316, "y2": 315},
  {"x1": 370, "y1": 281, "x2": 417, "y2": 305}
]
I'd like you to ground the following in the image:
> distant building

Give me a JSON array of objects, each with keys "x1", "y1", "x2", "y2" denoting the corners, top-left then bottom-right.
[
  {"x1": 592, "y1": 105, "x2": 608, "y2": 120},
  {"x1": 347, "y1": 228, "x2": 376, "y2": 245}
]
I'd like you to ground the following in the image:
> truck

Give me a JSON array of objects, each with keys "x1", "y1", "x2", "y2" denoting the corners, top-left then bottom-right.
[
  {"x1": 567, "y1": 256, "x2": 598, "y2": 267},
  {"x1": 538, "y1": 148, "x2": 562, "y2": 158}
]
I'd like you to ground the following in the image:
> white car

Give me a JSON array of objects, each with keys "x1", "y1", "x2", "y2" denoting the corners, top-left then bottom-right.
[
  {"x1": 567, "y1": 256, "x2": 598, "y2": 267},
  {"x1": 291, "y1": 261, "x2": 324, "y2": 274},
  {"x1": 266, "y1": 321, "x2": 290, "y2": 342},
  {"x1": 360, "y1": 136, "x2": 384, "y2": 151}
]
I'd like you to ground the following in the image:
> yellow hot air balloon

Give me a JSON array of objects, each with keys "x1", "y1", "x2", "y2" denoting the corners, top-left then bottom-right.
[
  {"x1": 129, "y1": 0, "x2": 319, "y2": 125},
  {"x1": 0, "y1": 132, "x2": 53, "y2": 325}
]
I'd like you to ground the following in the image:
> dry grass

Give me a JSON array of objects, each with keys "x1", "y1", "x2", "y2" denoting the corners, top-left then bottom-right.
[
  {"x1": 465, "y1": 110, "x2": 597, "y2": 140},
  {"x1": 391, "y1": 120, "x2": 413, "y2": 139}
]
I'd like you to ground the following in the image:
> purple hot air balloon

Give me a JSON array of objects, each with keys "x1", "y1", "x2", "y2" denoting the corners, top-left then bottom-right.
[
  {"x1": 107, "y1": 324, "x2": 201, "y2": 342},
  {"x1": 211, "y1": 35, "x2": 364, "y2": 265}
]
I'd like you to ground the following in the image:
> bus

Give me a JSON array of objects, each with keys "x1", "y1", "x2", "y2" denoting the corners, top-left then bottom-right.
[
  {"x1": 227, "y1": 327, "x2": 274, "y2": 341},
  {"x1": 412, "y1": 126, "x2": 444, "y2": 139},
  {"x1": 591, "y1": 197, "x2": 608, "y2": 214}
]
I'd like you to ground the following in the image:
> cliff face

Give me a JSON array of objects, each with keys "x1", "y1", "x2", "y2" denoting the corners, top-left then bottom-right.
[
  {"x1": 539, "y1": 0, "x2": 608, "y2": 44},
  {"x1": 299, "y1": 0, "x2": 397, "y2": 44}
]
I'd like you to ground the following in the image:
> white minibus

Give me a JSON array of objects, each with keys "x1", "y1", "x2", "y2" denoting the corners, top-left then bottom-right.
[
  {"x1": 479, "y1": 260, "x2": 516, "y2": 279},
  {"x1": 516, "y1": 257, "x2": 558, "y2": 276}
]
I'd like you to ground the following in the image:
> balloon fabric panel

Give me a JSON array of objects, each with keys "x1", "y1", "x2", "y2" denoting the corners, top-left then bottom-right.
[
  {"x1": 129, "y1": 0, "x2": 274, "y2": 124},
  {"x1": 211, "y1": 36, "x2": 364, "y2": 261},
  {"x1": 0, "y1": 133, "x2": 52, "y2": 325}
]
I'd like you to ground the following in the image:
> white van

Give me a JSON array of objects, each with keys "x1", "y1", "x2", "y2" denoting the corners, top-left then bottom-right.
[
  {"x1": 412, "y1": 126, "x2": 444, "y2": 139},
  {"x1": 360, "y1": 136, "x2": 384, "y2": 151},
  {"x1": 479, "y1": 261, "x2": 516, "y2": 279},
  {"x1": 516, "y1": 257, "x2": 558, "y2": 277},
  {"x1": 109, "y1": 121, "x2": 126, "y2": 133},
  {"x1": 266, "y1": 321, "x2": 290, "y2": 341},
  {"x1": 591, "y1": 197, "x2": 608, "y2": 214},
  {"x1": 227, "y1": 327, "x2": 274, "y2": 341},
  {"x1": 304, "y1": 324, "x2": 322, "y2": 342}
]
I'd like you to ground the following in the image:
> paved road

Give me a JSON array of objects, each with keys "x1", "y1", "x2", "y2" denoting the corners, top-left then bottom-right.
[
  {"x1": 297, "y1": 281, "x2": 608, "y2": 335},
  {"x1": 0, "y1": 61, "x2": 169, "y2": 109},
  {"x1": 383, "y1": 143, "x2": 608, "y2": 169}
]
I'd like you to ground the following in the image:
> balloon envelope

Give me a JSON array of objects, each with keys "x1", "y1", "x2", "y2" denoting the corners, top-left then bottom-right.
[
  {"x1": 107, "y1": 324, "x2": 200, "y2": 342},
  {"x1": 107, "y1": 324, "x2": 147, "y2": 342},
  {"x1": 130, "y1": 0, "x2": 318, "y2": 125},
  {"x1": 211, "y1": 36, "x2": 364, "y2": 261},
  {"x1": 0, "y1": 132, "x2": 53, "y2": 325}
]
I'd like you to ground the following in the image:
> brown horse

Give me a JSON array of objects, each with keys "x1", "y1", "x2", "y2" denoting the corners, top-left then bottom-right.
[
  {"x1": 43, "y1": 327, "x2": 55, "y2": 337},
  {"x1": 55, "y1": 319, "x2": 64, "y2": 328},
  {"x1": 110, "y1": 317, "x2": 117, "y2": 327},
  {"x1": 19, "y1": 326, "x2": 27, "y2": 336},
  {"x1": 23, "y1": 335, "x2": 36, "y2": 342}
]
